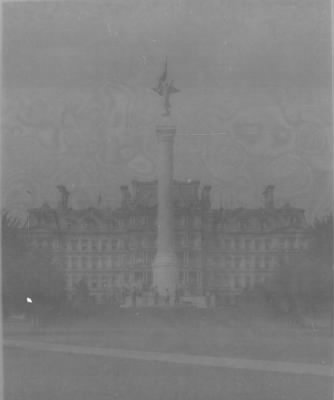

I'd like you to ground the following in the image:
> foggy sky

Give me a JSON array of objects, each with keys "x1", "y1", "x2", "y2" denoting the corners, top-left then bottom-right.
[{"x1": 2, "y1": 0, "x2": 332, "y2": 221}]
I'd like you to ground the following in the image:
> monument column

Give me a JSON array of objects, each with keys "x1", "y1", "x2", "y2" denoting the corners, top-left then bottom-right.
[
  {"x1": 152, "y1": 59, "x2": 180, "y2": 302},
  {"x1": 153, "y1": 123, "x2": 178, "y2": 299}
]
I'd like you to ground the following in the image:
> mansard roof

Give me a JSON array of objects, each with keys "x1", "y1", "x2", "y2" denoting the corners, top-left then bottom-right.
[
  {"x1": 27, "y1": 182, "x2": 307, "y2": 234},
  {"x1": 211, "y1": 205, "x2": 306, "y2": 233}
]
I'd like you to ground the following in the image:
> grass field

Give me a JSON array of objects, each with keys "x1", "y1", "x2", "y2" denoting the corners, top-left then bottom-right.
[
  {"x1": 4, "y1": 347, "x2": 333, "y2": 400},
  {"x1": 4, "y1": 307, "x2": 332, "y2": 365},
  {"x1": 3, "y1": 306, "x2": 333, "y2": 400}
]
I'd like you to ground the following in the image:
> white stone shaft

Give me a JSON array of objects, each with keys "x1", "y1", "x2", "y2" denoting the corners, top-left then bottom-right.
[{"x1": 153, "y1": 124, "x2": 178, "y2": 298}]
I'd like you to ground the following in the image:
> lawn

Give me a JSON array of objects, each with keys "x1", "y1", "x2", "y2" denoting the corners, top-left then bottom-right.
[
  {"x1": 4, "y1": 306, "x2": 332, "y2": 365},
  {"x1": 4, "y1": 347, "x2": 332, "y2": 400}
]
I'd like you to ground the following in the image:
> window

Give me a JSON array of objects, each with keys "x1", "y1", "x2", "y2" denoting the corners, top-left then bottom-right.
[
  {"x1": 145, "y1": 271, "x2": 152, "y2": 285},
  {"x1": 193, "y1": 236, "x2": 201, "y2": 249},
  {"x1": 287, "y1": 237, "x2": 295, "y2": 250},
  {"x1": 91, "y1": 240, "x2": 98, "y2": 252},
  {"x1": 265, "y1": 238, "x2": 271, "y2": 250},
  {"x1": 100, "y1": 258, "x2": 107, "y2": 269},
  {"x1": 134, "y1": 272, "x2": 142, "y2": 282},
  {"x1": 194, "y1": 216, "x2": 201, "y2": 229},
  {"x1": 91, "y1": 257, "x2": 98, "y2": 270},
  {"x1": 264, "y1": 255, "x2": 270, "y2": 269},
  {"x1": 70, "y1": 240, "x2": 78, "y2": 251},
  {"x1": 101, "y1": 240, "x2": 108, "y2": 251},
  {"x1": 81, "y1": 239, "x2": 89, "y2": 251},
  {"x1": 72, "y1": 257, "x2": 78, "y2": 269},
  {"x1": 254, "y1": 239, "x2": 260, "y2": 251},
  {"x1": 121, "y1": 254, "x2": 127, "y2": 266},
  {"x1": 129, "y1": 254, "x2": 135, "y2": 266},
  {"x1": 181, "y1": 235, "x2": 187, "y2": 248},
  {"x1": 129, "y1": 237, "x2": 136, "y2": 249},
  {"x1": 189, "y1": 271, "x2": 197, "y2": 281},
  {"x1": 82, "y1": 257, "x2": 88, "y2": 269},
  {"x1": 101, "y1": 276, "x2": 108, "y2": 289},
  {"x1": 113, "y1": 255, "x2": 121, "y2": 268},
  {"x1": 183, "y1": 251, "x2": 189, "y2": 266},
  {"x1": 235, "y1": 257, "x2": 242, "y2": 269}
]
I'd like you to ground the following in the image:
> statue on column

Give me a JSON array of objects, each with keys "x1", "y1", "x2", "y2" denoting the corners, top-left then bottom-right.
[{"x1": 153, "y1": 58, "x2": 180, "y2": 117}]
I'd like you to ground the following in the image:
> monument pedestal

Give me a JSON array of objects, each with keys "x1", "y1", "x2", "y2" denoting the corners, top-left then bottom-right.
[{"x1": 153, "y1": 253, "x2": 178, "y2": 303}]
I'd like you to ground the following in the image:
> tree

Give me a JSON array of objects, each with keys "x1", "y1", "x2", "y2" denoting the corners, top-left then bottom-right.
[
  {"x1": 2, "y1": 212, "x2": 27, "y2": 313},
  {"x1": 2, "y1": 210, "x2": 66, "y2": 315},
  {"x1": 23, "y1": 246, "x2": 66, "y2": 307},
  {"x1": 268, "y1": 253, "x2": 307, "y2": 318},
  {"x1": 266, "y1": 215, "x2": 333, "y2": 323},
  {"x1": 307, "y1": 215, "x2": 333, "y2": 308},
  {"x1": 72, "y1": 278, "x2": 91, "y2": 313}
]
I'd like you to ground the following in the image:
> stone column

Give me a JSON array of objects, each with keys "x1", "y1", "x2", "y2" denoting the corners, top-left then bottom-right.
[{"x1": 153, "y1": 123, "x2": 178, "y2": 301}]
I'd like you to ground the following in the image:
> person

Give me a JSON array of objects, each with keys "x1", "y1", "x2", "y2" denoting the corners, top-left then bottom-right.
[
  {"x1": 131, "y1": 287, "x2": 137, "y2": 307},
  {"x1": 165, "y1": 289, "x2": 170, "y2": 305},
  {"x1": 175, "y1": 288, "x2": 180, "y2": 305},
  {"x1": 154, "y1": 286, "x2": 159, "y2": 306},
  {"x1": 205, "y1": 291, "x2": 211, "y2": 308},
  {"x1": 210, "y1": 290, "x2": 216, "y2": 308}
]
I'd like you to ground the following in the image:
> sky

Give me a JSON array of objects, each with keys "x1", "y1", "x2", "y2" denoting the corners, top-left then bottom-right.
[{"x1": 2, "y1": 0, "x2": 332, "y2": 221}]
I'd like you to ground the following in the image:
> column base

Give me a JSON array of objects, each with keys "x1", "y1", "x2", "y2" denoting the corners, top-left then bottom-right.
[{"x1": 152, "y1": 252, "x2": 178, "y2": 301}]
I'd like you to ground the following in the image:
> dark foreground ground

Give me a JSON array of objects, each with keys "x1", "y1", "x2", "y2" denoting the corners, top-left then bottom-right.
[{"x1": 3, "y1": 307, "x2": 333, "y2": 400}]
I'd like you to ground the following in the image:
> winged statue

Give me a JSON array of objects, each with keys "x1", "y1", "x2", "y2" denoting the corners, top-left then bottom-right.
[{"x1": 153, "y1": 58, "x2": 180, "y2": 116}]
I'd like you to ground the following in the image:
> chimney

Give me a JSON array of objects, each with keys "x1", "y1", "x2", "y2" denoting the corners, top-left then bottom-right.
[
  {"x1": 56, "y1": 185, "x2": 70, "y2": 210},
  {"x1": 263, "y1": 185, "x2": 275, "y2": 209},
  {"x1": 201, "y1": 185, "x2": 211, "y2": 211},
  {"x1": 120, "y1": 185, "x2": 132, "y2": 208}
]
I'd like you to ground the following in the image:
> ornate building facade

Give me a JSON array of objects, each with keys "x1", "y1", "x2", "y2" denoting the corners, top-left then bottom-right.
[{"x1": 26, "y1": 182, "x2": 309, "y2": 304}]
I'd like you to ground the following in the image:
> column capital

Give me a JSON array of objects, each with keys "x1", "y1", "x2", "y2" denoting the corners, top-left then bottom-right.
[{"x1": 156, "y1": 124, "x2": 176, "y2": 142}]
